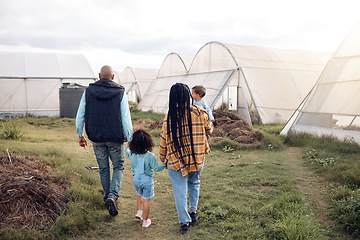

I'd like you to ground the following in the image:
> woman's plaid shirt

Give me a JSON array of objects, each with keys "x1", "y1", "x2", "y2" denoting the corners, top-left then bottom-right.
[{"x1": 160, "y1": 105, "x2": 214, "y2": 177}]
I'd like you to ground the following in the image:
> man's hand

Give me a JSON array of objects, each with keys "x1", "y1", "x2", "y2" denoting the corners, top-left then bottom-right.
[{"x1": 79, "y1": 136, "x2": 88, "y2": 149}]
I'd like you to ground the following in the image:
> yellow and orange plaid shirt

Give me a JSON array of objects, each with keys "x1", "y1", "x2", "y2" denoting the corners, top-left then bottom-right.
[{"x1": 159, "y1": 105, "x2": 214, "y2": 177}]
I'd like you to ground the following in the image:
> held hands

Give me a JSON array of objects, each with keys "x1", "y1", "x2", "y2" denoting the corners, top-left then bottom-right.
[{"x1": 78, "y1": 136, "x2": 88, "y2": 149}]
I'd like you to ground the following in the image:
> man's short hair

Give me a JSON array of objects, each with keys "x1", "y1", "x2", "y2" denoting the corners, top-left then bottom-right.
[{"x1": 192, "y1": 85, "x2": 206, "y2": 98}]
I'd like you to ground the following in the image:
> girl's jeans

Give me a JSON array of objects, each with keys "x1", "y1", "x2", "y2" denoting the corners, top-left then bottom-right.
[
  {"x1": 92, "y1": 142, "x2": 125, "y2": 201},
  {"x1": 168, "y1": 163, "x2": 203, "y2": 224}
]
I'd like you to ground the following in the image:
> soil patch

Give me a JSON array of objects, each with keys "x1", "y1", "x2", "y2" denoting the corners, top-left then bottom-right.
[
  {"x1": 0, "y1": 150, "x2": 69, "y2": 230},
  {"x1": 210, "y1": 111, "x2": 263, "y2": 144},
  {"x1": 133, "y1": 119, "x2": 163, "y2": 131}
]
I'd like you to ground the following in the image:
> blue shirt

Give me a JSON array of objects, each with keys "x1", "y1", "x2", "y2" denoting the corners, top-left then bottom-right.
[
  {"x1": 76, "y1": 90, "x2": 133, "y2": 141},
  {"x1": 193, "y1": 99, "x2": 214, "y2": 121},
  {"x1": 126, "y1": 147, "x2": 165, "y2": 177}
]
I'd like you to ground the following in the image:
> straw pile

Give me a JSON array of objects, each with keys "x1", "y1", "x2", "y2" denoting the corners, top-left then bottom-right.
[{"x1": 0, "y1": 151, "x2": 68, "y2": 229}]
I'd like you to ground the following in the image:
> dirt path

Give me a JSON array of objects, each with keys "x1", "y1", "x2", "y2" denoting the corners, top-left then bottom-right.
[{"x1": 283, "y1": 147, "x2": 335, "y2": 227}]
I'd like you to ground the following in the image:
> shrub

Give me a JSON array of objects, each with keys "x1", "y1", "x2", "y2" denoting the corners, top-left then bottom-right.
[
  {"x1": 0, "y1": 121, "x2": 25, "y2": 140},
  {"x1": 331, "y1": 186, "x2": 360, "y2": 237}
]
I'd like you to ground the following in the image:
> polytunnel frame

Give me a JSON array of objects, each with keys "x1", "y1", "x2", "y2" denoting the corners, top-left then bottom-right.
[
  {"x1": 119, "y1": 66, "x2": 142, "y2": 104},
  {"x1": 280, "y1": 20, "x2": 360, "y2": 138},
  {"x1": 1, "y1": 76, "x2": 96, "y2": 114},
  {"x1": 121, "y1": 67, "x2": 139, "y2": 94},
  {"x1": 0, "y1": 52, "x2": 96, "y2": 116},
  {"x1": 279, "y1": 51, "x2": 334, "y2": 136},
  {"x1": 137, "y1": 52, "x2": 190, "y2": 113},
  {"x1": 280, "y1": 63, "x2": 360, "y2": 142},
  {"x1": 141, "y1": 52, "x2": 190, "y2": 103},
  {"x1": 155, "y1": 52, "x2": 190, "y2": 78},
  {"x1": 186, "y1": 41, "x2": 259, "y2": 125}
]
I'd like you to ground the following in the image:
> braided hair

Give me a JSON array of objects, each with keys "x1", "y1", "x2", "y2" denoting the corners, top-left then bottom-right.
[{"x1": 167, "y1": 83, "x2": 196, "y2": 167}]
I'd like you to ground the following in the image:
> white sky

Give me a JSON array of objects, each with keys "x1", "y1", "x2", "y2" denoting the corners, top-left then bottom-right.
[{"x1": 1, "y1": 0, "x2": 360, "y2": 74}]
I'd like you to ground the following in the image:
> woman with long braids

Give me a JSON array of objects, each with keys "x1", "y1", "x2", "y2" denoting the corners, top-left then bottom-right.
[{"x1": 159, "y1": 83, "x2": 214, "y2": 234}]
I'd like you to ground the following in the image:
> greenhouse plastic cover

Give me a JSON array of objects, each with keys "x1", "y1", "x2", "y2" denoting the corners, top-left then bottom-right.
[
  {"x1": 281, "y1": 21, "x2": 360, "y2": 143},
  {"x1": 189, "y1": 42, "x2": 330, "y2": 124},
  {"x1": 138, "y1": 42, "x2": 330, "y2": 124},
  {"x1": 138, "y1": 53, "x2": 193, "y2": 112},
  {"x1": 0, "y1": 52, "x2": 96, "y2": 116},
  {"x1": 0, "y1": 52, "x2": 95, "y2": 79},
  {"x1": 119, "y1": 67, "x2": 158, "y2": 102}
]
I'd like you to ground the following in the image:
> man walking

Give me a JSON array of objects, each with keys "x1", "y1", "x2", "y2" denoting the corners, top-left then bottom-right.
[{"x1": 76, "y1": 65, "x2": 133, "y2": 216}]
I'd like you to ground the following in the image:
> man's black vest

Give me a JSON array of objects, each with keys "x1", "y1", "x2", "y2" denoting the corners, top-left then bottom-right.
[{"x1": 85, "y1": 78, "x2": 126, "y2": 143}]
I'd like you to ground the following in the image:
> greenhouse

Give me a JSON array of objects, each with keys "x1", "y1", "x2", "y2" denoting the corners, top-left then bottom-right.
[
  {"x1": 119, "y1": 67, "x2": 158, "y2": 103},
  {"x1": 137, "y1": 53, "x2": 193, "y2": 112},
  {"x1": 0, "y1": 52, "x2": 96, "y2": 117},
  {"x1": 281, "y1": 21, "x2": 360, "y2": 144},
  {"x1": 138, "y1": 42, "x2": 330, "y2": 124}
]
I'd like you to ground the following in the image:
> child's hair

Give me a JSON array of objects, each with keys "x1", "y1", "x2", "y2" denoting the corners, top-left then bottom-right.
[
  {"x1": 129, "y1": 129, "x2": 155, "y2": 154},
  {"x1": 192, "y1": 85, "x2": 206, "y2": 98}
]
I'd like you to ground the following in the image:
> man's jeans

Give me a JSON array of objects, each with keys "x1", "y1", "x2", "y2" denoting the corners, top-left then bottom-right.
[
  {"x1": 168, "y1": 163, "x2": 204, "y2": 224},
  {"x1": 92, "y1": 142, "x2": 125, "y2": 201}
]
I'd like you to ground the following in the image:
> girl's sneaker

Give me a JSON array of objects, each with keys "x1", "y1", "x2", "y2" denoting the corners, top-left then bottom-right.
[
  {"x1": 142, "y1": 219, "x2": 151, "y2": 228},
  {"x1": 135, "y1": 210, "x2": 143, "y2": 220}
]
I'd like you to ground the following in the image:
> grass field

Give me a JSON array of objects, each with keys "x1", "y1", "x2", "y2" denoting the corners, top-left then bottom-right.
[{"x1": 1, "y1": 112, "x2": 360, "y2": 239}]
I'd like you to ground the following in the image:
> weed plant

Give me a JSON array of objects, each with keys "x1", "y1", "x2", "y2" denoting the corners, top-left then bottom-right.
[
  {"x1": 331, "y1": 186, "x2": 360, "y2": 237},
  {"x1": 0, "y1": 120, "x2": 25, "y2": 140}
]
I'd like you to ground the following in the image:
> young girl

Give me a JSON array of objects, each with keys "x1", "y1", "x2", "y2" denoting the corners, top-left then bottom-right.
[{"x1": 126, "y1": 129, "x2": 165, "y2": 228}]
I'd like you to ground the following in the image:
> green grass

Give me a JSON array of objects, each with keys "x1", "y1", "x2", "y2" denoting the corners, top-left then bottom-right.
[
  {"x1": 285, "y1": 133, "x2": 360, "y2": 187},
  {"x1": 285, "y1": 132, "x2": 360, "y2": 237},
  {"x1": 130, "y1": 108, "x2": 165, "y2": 122},
  {"x1": 0, "y1": 115, "x2": 359, "y2": 239},
  {"x1": 196, "y1": 149, "x2": 326, "y2": 239}
]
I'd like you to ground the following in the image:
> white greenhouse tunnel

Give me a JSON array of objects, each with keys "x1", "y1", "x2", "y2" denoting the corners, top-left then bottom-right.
[
  {"x1": 138, "y1": 41, "x2": 330, "y2": 125},
  {"x1": 0, "y1": 52, "x2": 96, "y2": 117},
  {"x1": 281, "y1": 21, "x2": 360, "y2": 144}
]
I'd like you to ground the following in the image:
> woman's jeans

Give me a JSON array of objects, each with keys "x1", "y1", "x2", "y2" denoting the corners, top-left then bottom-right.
[
  {"x1": 92, "y1": 142, "x2": 125, "y2": 201},
  {"x1": 168, "y1": 163, "x2": 203, "y2": 224}
]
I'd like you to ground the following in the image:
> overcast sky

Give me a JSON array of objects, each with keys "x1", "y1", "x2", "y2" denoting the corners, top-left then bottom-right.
[{"x1": 1, "y1": 0, "x2": 360, "y2": 74}]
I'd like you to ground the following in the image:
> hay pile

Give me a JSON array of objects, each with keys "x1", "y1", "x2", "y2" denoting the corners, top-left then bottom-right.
[
  {"x1": 133, "y1": 118, "x2": 164, "y2": 130},
  {"x1": 133, "y1": 111, "x2": 262, "y2": 145},
  {"x1": 0, "y1": 151, "x2": 68, "y2": 230},
  {"x1": 210, "y1": 110, "x2": 263, "y2": 144}
]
